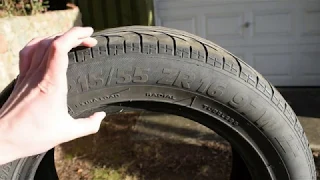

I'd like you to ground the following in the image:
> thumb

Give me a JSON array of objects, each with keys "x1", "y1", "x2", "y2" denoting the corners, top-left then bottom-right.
[{"x1": 68, "y1": 112, "x2": 106, "y2": 140}]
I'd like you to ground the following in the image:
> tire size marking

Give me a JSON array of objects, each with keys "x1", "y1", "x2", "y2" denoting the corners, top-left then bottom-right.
[
  {"x1": 157, "y1": 68, "x2": 195, "y2": 89},
  {"x1": 107, "y1": 67, "x2": 114, "y2": 85},
  {"x1": 68, "y1": 67, "x2": 149, "y2": 94},
  {"x1": 68, "y1": 66, "x2": 278, "y2": 130},
  {"x1": 116, "y1": 67, "x2": 149, "y2": 84},
  {"x1": 68, "y1": 67, "x2": 112, "y2": 94},
  {"x1": 227, "y1": 92, "x2": 280, "y2": 131},
  {"x1": 145, "y1": 92, "x2": 176, "y2": 100},
  {"x1": 202, "y1": 104, "x2": 238, "y2": 126},
  {"x1": 156, "y1": 68, "x2": 227, "y2": 100}
]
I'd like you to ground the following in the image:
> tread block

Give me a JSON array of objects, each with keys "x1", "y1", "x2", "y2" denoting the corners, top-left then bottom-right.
[
  {"x1": 223, "y1": 54, "x2": 240, "y2": 76},
  {"x1": 239, "y1": 65, "x2": 257, "y2": 87},
  {"x1": 257, "y1": 79, "x2": 273, "y2": 99}
]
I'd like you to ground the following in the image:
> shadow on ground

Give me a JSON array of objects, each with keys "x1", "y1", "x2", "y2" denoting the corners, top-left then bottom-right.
[
  {"x1": 279, "y1": 88, "x2": 320, "y2": 118},
  {"x1": 55, "y1": 112, "x2": 232, "y2": 180}
]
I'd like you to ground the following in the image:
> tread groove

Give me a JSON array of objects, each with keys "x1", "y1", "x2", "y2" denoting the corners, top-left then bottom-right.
[
  {"x1": 74, "y1": 51, "x2": 79, "y2": 62},
  {"x1": 123, "y1": 40, "x2": 126, "y2": 53},
  {"x1": 161, "y1": 32, "x2": 177, "y2": 56},
  {"x1": 118, "y1": 32, "x2": 141, "y2": 53},
  {"x1": 284, "y1": 102, "x2": 288, "y2": 113},
  {"x1": 172, "y1": 36, "x2": 177, "y2": 56},
  {"x1": 267, "y1": 81, "x2": 275, "y2": 100},
  {"x1": 157, "y1": 39, "x2": 160, "y2": 54},
  {"x1": 90, "y1": 47, "x2": 94, "y2": 58},
  {"x1": 135, "y1": 32, "x2": 143, "y2": 53},
  {"x1": 201, "y1": 42, "x2": 208, "y2": 63},
  {"x1": 222, "y1": 56, "x2": 225, "y2": 70},
  {"x1": 233, "y1": 57, "x2": 242, "y2": 77},
  {"x1": 105, "y1": 35, "x2": 110, "y2": 56}
]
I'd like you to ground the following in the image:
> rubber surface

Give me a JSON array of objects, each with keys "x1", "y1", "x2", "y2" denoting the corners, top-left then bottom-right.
[{"x1": 0, "y1": 26, "x2": 316, "y2": 180}]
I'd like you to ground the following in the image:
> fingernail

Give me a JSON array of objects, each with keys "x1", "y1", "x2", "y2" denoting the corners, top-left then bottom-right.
[
  {"x1": 92, "y1": 37, "x2": 98, "y2": 43},
  {"x1": 93, "y1": 40, "x2": 98, "y2": 46}
]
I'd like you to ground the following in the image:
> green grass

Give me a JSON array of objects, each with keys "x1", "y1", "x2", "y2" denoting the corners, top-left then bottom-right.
[
  {"x1": 93, "y1": 166, "x2": 139, "y2": 180},
  {"x1": 94, "y1": 168, "x2": 119, "y2": 180},
  {"x1": 64, "y1": 154, "x2": 74, "y2": 160}
]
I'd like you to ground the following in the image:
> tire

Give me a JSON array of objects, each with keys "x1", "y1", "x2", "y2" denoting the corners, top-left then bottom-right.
[{"x1": 0, "y1": 26, "x2": 316, "y2": 180}]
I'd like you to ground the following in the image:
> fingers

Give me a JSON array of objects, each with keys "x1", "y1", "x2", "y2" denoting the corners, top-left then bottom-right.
[
  {"x1": 18, "y1": 37, "x2": 45, "y2": 83},
  {"x1": 56, "y1": 27, "x2": 96, "y2": 52},
  {"x1": 29, "y1": 34, "x2": 62, "y2": 73},
  {"x1": 64, "y1": 112, "x2": 106, "y2": 141},
  {"x1": 17, "y1": 33, "x2": 63, "y2": 87},
  {"x1": 79, "y1": 37, "x2": 98, "y2": 47},
  {"x1": 45, "y1": 27, "x2": 97, "y2": 85},
  {"x1": 18, "y1": 27, "x2": 96, "y2": 85}
]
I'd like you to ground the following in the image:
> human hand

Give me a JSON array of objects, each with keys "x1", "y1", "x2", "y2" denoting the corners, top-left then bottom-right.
[{"x1": 0, "y1": 27, "x2": 106, "y2": 165}]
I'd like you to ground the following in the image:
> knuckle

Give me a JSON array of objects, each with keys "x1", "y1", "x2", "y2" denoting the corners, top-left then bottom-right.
[
  {"x1": 39, "y1": 40, "x2": 48, "y2": 47},
  {"x1": 28, "y1": 37, "x2": 43, "y2": 45},
  {"x1": 19, "y1": 37, "x2": 43, "y2": 57},
  {"x1": 37, "y1": 75, "x2": 56, "y2": 94},
  {"x1": 51, "y1": 40, "x2": 61, "y2": 52},
  {"x1": 30, "y1": 37, "x2": 42, "y2": 43},
  {"x1": 52, "y1": 39, "x2": 61, "y2": 48},
  {"x1": 51, "y1": 38, "x2": 68, "y2": 55},
  {"x1": 71, "y1": 26, "x2": 82, "y2": 31},
  {"x1": 35, "y1": 37, "x2": 44, "y2": 41},
  {"x1": 53, "y1": 36, "x2": 60, "y2": 41},
  {"x1": 19, "y1": 49, "x2": 28, "y2": 58}
]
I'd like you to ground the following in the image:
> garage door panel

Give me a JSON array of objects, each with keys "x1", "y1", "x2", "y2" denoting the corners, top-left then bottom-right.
[
  {"x1": 207, "y1": 37, "x2": 297, "y2": 47},
  {"x1": 206, "y1": 13, "x2": 245, "y2": 39},
  {"x1": 299, "y1": 52, "x2": 320, "y2": 76},
  {"x1": 159, "y1": 1, "x2": 299, "y2": 46},
  {"x1": 157, "y1": 0, "x2": 295, "y2": 10},
  {"x1": 298, "y1": 2, "x2": 320, "y2": 44},
  {"x1": 155, "y1": 0, "x2": 320, "y2": 86},
  {"x1": 253, "y1": 53, "x2": 292, "y2": 76},
  {"x1": 160, "y1": 16, "x2": 197, "y2": 35},
  {"x1": 222, "y1": 46, "x2": 293, "y2": 67},
  {"x1": 253, "y1": 11, "x2": 293, "y2": 37},
  {"x1": 223, "y1": 45, "x2": 295, "y2": 55},
  {"x1": 302, "y1": 10, "x2": 320, "y2": 37},
  {"x1": 298, "y1": 44, "x2": 320, "y2": 52}
]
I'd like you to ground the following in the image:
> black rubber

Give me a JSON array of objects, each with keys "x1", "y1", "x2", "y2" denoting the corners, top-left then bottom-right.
[{"x1": 0, "y1": 26, "x2": 316, "y2": 180}]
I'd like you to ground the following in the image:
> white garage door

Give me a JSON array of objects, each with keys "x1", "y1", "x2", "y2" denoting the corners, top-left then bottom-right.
[{"x1": 154, "y1": 0, "x2": 320, "y2": 86}]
